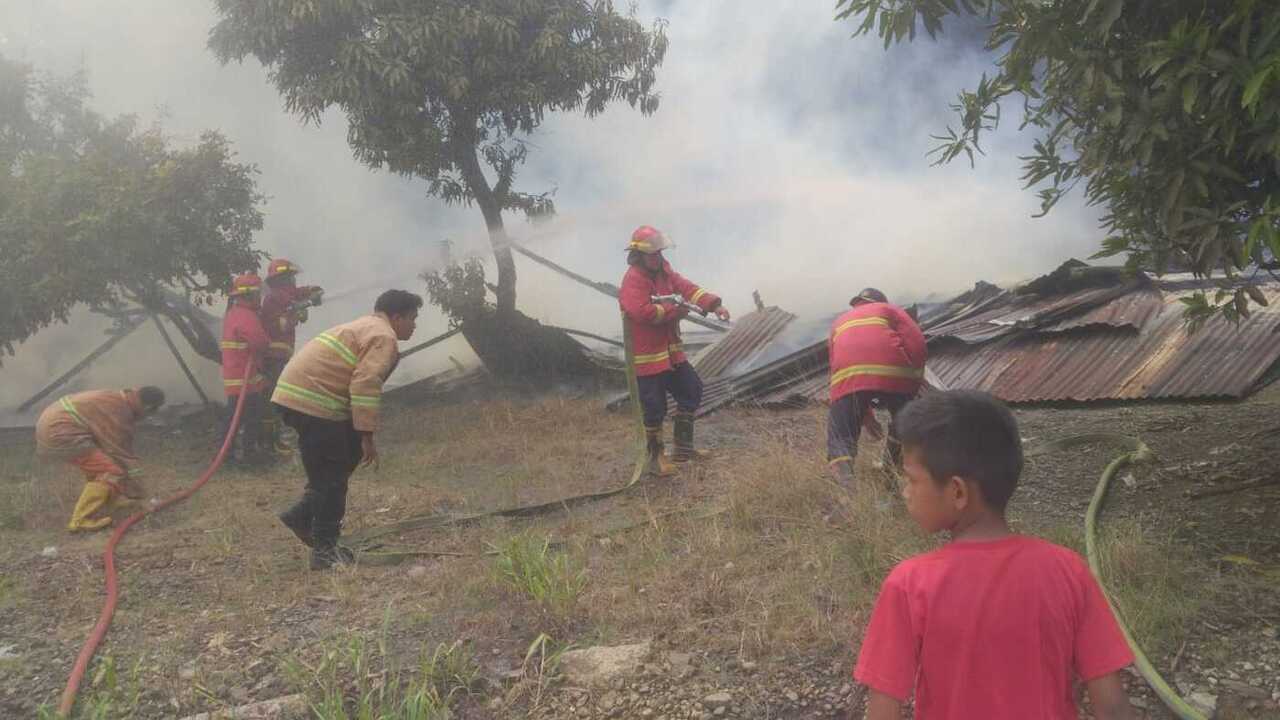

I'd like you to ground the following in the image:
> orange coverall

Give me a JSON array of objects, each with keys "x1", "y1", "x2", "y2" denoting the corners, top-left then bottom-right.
[{"x1": 35, "y1": 389, "x2": 148, "y2": 531}]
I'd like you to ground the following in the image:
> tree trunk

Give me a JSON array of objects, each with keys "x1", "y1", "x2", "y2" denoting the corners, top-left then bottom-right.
[{"x1": 456, "y1": 142, "x2": 517, "y2": 316}]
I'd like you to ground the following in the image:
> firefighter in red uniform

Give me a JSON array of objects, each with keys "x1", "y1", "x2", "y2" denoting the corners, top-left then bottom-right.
[
  {"x1": 620, "y1": 226, "x2": 731, "y2": 476},
  {"x1": 827, "y1": 288, "x2": 927, "y2": 485},
  {"x1": 221, "y1": 273, "x2": 272, "y2": 464},
  {"x1": 259, "y1": 258, "x2": 323, "y2": 451}
]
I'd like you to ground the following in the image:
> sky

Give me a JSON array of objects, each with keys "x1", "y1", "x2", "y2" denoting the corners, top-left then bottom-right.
[{"x1": 0, "y1": 0, "x2": 1105, "y2": 420}]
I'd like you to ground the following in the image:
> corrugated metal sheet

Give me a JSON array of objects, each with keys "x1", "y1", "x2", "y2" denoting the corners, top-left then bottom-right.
[
  {"x1": 604, "y1": 307, "x2": 800, "y2": 416},
  {"x1": 1037, "y1": 286, "x2": 1163, "y2": 333},
  {"x1": 928, "y1": 285, "x2": 1280, "y2": 402},
  {"x1": 690, "y1": 307, "x2": 797, "y2": 379},
  {"x1": 609, "y1": 265, "x2": 1280, "y2": 417},
  {"x1": 925, "y1": 280, "x2": 1153, "y2": 343}
]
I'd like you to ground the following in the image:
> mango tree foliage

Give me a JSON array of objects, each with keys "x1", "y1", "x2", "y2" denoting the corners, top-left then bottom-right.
[
  {"x1": 838, "y1": 0, "x2": 1280, "y2": 324},
  {"x1": 0, "y1": 57, "x2": 265, "y2": 361},
  {"x1": 209, "y1": 0, "x2": 669, "y2": 317}
]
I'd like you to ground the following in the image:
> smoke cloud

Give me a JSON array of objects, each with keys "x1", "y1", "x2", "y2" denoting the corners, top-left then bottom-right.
[{"x1": 0, "y1": 1, "x2": 1103, "y2": 422}]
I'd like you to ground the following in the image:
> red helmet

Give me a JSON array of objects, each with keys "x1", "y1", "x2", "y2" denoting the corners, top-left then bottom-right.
[
  {"x1": 229, "y1": 273, "x2": 263, "y2": 297},
  {"x1": 266, "y1": 258, "x2": 300, "y2": 280},
  {"x1": 626, "y1": 225, "x2": 674, "y2": 254}
]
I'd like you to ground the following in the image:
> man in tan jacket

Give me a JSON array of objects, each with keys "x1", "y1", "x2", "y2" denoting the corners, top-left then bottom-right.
[
  {"x1": 35, "y1": 387, "x2": 166, "y2": 531},
  {"x1": 271, "y1": 289, "x2": 422, "y2": 569}
]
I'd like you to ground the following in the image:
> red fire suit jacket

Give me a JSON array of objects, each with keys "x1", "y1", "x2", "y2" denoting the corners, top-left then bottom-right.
[
  {"x1": 828, "y1": 302, "x2": 927, "y2": 402},
  {"x1": 221, "y1": 302, "x2": 270, "y2": 396},
  {"x1": 620, "y1": 261, "x2": 721, "y2": 376},
  {"x1": 260, "y1": 285, "x2": 320, "y2": 362}
]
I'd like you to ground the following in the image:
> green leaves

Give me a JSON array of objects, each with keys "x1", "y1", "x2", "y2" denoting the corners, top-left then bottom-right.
[
  {"x1": 0, "y1": 56, "x2": 265, "y2": 362},
  {"x1": 1242, "y1": 63, "x2": 1274, "y2": 109},
  {"x1": 211, "y1": 0, "x2": 669, "y2": 315},
  {"x1": 838, "y1": 0, "x2": 1280, "y2": 324}
]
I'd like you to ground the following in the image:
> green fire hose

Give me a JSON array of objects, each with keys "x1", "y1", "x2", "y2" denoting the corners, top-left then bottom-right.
[{"x1": 1034, "y1": 434, "x2": 1205, "y2": 720}]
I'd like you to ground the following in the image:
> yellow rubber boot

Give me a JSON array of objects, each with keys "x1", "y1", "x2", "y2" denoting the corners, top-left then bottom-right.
[
  {"x1": 646, "y1": 426, "x2": 677, "y2": 477},
  {"x1": 68, "y1": 480, "x2": 114, "y2": 532}
]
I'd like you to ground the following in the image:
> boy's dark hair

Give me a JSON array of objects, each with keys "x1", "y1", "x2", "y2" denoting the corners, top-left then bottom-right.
[
  {"x1": 138, "y1": 386, "x2": 166, "y2": 411},
  {"x1": 374, "y1": 289, "x2": 424, "y2": 317},
  {"x1": 897, "y1": 390, "x2": 1023, "y2": 509}
]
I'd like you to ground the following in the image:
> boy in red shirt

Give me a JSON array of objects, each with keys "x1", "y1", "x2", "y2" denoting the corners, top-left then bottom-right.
[{"x1": 853, "y1": 390, "x2": 1136, "y2": 720}]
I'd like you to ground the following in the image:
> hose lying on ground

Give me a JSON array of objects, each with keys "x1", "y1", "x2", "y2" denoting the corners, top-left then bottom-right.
[
  {"x1": 57, "y1": 364, "x2": 254, "y2": 718},
  {"x1": 348, "y1": 314, "x2": 655, "y2": 564},
  {"x1": 1030, "y1": 434, "x2": 1206, "y2": 720}
]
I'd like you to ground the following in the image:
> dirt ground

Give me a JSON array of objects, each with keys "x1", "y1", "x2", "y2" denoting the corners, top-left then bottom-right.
[{"x1": 0, "y1": 380, "x2": 1277, "y2": 719}]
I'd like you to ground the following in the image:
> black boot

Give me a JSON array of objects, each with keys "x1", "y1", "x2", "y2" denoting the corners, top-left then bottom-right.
[
  {"x1": 671, "y1": 412, "x2": 709, "y2": 463},
  {"x1": 278, "y1": 494, "x2": 315, "y2": 547},
  {"x1": 310, "y1": 521, "x2": 355, "y2": 570}
]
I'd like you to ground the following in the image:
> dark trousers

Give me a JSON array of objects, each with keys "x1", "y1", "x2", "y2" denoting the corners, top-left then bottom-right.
[
  {"x1": 260, "y1": 359, "x2": 288, "y2": 443},
  {"x1": 827, "y1": 391, "x2": 913, "y2": 467},
  {"x1": 262, "y1": 359, "x2": 285, "y2": 397},
  {"x1": 279, "y1": 406, "x2": 363, "y2": 528},
  {"x1": 637, "y1": 362, "x2": 704, "y2": 427},
  {"x1": 225, "y1": 392, "x2": 267, "y2": 459}
]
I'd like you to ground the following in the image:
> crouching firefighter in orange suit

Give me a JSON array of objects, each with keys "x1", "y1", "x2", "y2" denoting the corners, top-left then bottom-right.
[
  {"x1": 827, "y1": 288, "x2": 927, "y2": 486},
  {"x1": 259, "y1": 258, "x2": 324, "y2": 452},
  {"x1": 620, "y1": 225, "x2": 731, "y2": 476},
  {"x1": 221, "y1": 273, "x2": 272, "y2": 465},
  {"x1": 35, "y1": 387, "x2": 166, "y2": 531}
]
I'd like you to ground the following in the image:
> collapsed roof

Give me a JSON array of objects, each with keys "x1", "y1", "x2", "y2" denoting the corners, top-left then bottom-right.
[{"x1": 663, "y1": 260, "x2": 1280, "y2": 415}]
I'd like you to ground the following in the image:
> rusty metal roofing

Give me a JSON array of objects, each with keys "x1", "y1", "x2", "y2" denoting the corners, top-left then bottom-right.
[
  {"x1": 1036, "y1": 285, "x2": 1164, "y2": 333},
  {"x1": 927, "y1": 283, "x2": 1280, "y2": 402},
  {"x1": 609, "y1": 263, "x2": 1280, "y2": 418},
  {"x1": 925, "y1": 280, "x2": 1158, "y2": 344},
  {"x1": 605, "y1": 306, "x2": 801, "y2": 416},
  {"x1": 690, "y1": 307, "x2": 797, "y2": 379}
]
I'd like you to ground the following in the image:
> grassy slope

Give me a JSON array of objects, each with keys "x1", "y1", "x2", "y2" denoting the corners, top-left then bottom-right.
[{"x1": 0, "y1": 395, "x2": 1243, "y2": 718}]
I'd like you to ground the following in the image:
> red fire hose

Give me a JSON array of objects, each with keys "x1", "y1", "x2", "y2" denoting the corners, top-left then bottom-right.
[{"x1": 56, "y1": 364, "x2": 253, "y2": 717}]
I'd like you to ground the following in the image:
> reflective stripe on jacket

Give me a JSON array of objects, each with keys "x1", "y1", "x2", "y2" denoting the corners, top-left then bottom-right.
[
  {"x1": 828, "y1": 302, "x2": 927, "y2": 401},
  {"x1": 260, "y1": 285, "x2": 320, "y2": 360},
  {"x1": 619, "y1": 261, "x2": 721, "y2": 377},
  {"x1": 270, "y1": 313, "x2": 400, "y2": 432},
  {"x1": 35, "y1": 389, "x2": 144, "y2": 474},
  {"x1": 221, "y1": 302, "x2": 270, "y2": 396}
]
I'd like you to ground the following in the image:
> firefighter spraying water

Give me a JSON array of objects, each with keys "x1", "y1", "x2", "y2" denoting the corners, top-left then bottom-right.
[
  {"x1": 619, "y1": 225, "x2": 731, "y2": 477},
  {"x1": 258, "y1": 258, "x2": 325, "y2": 452},
  {"x1": 649, "y1": 293, "x2": 732, "y2": 330}
]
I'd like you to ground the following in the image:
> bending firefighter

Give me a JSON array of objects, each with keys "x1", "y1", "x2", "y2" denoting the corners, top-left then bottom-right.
[
  {"x1": 35, "y1": 387, "x2": 166, "y2": 531},
  {"x1": 258, "y1": 258, "x2": 324, "y2": 452},
  {"x1": 827, "y1": 288, "x2": 927, "y2": 485},
  {"x1": 271, "y1": 289, "x2": 422, "y2": 569},
  {"x1": 620, "y1": 225, "x2": 731, "y2": 476},
  {"x1": 221, "y1": 273, "x2": 272, "y2": 465}
]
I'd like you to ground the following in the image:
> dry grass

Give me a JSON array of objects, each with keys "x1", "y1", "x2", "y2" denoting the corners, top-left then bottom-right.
[
  {"x1": 574, "y1": 433, "x2": 934, "y2": 660},
  {"x1": 0, "y1": 396, "x2": 1233, "y2": 718},
  {"x1": 1032, "y1": 517, "x2": 1212, "y2": 660}
]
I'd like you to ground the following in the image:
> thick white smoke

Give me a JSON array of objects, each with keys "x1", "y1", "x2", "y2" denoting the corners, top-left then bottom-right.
[{"x1": 0, "y1": 1, "x2": 1102, "y2": 423}]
